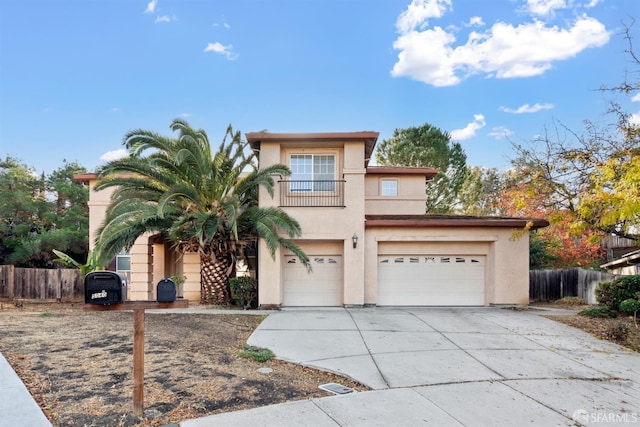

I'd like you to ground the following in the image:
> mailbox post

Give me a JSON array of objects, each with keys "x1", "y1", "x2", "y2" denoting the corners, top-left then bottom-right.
[{"x1": 84, "y1": 300, "x2": 188, "y2": 416}]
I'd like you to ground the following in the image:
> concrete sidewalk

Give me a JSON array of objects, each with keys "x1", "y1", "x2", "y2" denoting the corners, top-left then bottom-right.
[
  {"x1": 182, "y1": 307, "x2": 640, "y2": 427},
  {"x1": 0, "y1": 353, "x2": 51, "y2": 427}
]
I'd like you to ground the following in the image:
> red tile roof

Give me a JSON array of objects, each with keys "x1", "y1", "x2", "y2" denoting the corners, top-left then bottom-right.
[
  {"x1": 365, "y1": 214, "x2": 549, "y2": 230},
  {"x1": 366, "y1": 167, "x2": 439, "y2": 178},
  {"x1": 246, "y1": 131, "x2": 379, "y2": 167}
]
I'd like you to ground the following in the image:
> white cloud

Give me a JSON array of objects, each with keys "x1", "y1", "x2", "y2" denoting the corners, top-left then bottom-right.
[
  {"x1": 500, "y1": 102, "x2": 554, "y2": 114},
  {"x1": 110, "y1": 107, "x2": 120, "y2": 112},
  {"x1": 204, "y1": 42, "x2": 238, "y2": 60},
  {"x1": 629, "y1": 113, "x2": 640, "y2": 127},
  {"x1": 450, "y1": 114, "x2": 486, "y2": 140},
  {"x1": 465, "y1": 16, "x2": 485, "y2": 27},
  {"x1": 180, "y1": 112, "x2": 190, "y2": 118},
  {"x1": 392, "y1": 0, "x2": 610, "y2": 87},
  {"x1": 396, "y1": 0, "x2": 452, "y2": 34},
  {"x1": 525, "y1": 0, "x2": 568, "y2": 16},
  {"x1": 155, "y1": 14, "x2": 177, "y2": 23},
  {"x1": 488, "y1": 126, "x2": 513, "y2": 139},
  {"x1": 145, "y1": 0, "x2": 157, "y2": 14},
  {"x1": 393, "y1": 27, "x2": 461, "y2": 86},
  {"x1": 100, "y1": 149, "x2": 128, "y2": 162},
  {"x1": 631, "y1": 93, "x2": 640, "y2": 102}
]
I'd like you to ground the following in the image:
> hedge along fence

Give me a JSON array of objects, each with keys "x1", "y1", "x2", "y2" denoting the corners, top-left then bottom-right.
[
  {"x1": 0, "y1": 265, "x2": 83, "y2": 301},
  {"x1": 529, "y1": 268, "x2": 616, "y2": 304}
]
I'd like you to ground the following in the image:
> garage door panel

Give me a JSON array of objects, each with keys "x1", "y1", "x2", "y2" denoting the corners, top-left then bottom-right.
[
  {"x1": 378, "y1": 255, "x2": 485, "y2": 306},
  {"x1": 284, "y1": 255, "x2": 342, "y2": 306}
]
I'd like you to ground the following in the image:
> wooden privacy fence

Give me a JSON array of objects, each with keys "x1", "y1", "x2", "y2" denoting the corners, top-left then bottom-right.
[
  {"x1": 0, "y1": 265, "x2": 83, "y2": 301},
  {"x1": 529, "y1": 268, "x2": 616, "y2": 304}
]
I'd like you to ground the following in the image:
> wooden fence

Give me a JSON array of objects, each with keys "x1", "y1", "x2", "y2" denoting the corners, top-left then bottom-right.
[
  {"x1": 0, "y1": 265, "x2": 83, "y2": 301},
  {"x1": 529, "y1": 268, "x2": 616, "y2": 304}
]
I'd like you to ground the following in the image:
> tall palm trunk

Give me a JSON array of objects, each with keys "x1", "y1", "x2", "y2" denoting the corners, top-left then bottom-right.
[{"x1": 200, "y1": 251, "x2": 233, "y2": 305}]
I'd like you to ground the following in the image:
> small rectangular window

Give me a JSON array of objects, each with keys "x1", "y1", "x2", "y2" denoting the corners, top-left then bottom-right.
[
  {"x1": 381, "y1": 179, "x2": 398, "y2": 196},
  {"x1": 116, "y1": 249, "x2": 131, "y2": 282}
]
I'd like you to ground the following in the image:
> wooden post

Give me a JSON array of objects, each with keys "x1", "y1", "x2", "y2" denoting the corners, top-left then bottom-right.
[
  {"x1": 133, "y1": 309, "x2": 145, "y2": 416},
  {"x1": 84, "y1": 300, "x2": 188, "y2": 416},
  {"x1": 7, "y1": 265, "x2": 14, "y2": 300}
]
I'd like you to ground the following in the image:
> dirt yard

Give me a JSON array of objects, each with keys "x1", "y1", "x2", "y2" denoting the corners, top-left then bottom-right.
[
  {"x1": 536, "y1": 301, "x2": 640, "y2": 352},
  {"x1": 0, "y1": 301, "x2": 366, "y2": 426}
]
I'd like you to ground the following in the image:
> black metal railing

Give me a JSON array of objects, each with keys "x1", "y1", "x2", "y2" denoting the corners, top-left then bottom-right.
[{"x1": 278, "y1": 180, "x2": 345, "y2": 207}]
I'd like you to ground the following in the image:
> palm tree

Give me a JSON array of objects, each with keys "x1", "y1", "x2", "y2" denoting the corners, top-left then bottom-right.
[{"x1": 94, "y1": 119, "x2": 309, "y2": 304}]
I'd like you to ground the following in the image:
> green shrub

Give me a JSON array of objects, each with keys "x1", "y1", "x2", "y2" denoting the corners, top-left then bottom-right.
[
  {"x1": 596, "y1": 276, "x2": 640, "y2": 311},
  {"x1": 619, "y1": 298, "x2": 640, "y2": 315},
  {"x1": 230, "y1": 276, "x2": 257, "y2": 309},
  {"x1": 605, "y1": 321, "x2": 630, "y2": 341},
  {"x1": 595, "y1": 281, "x2": 615, "y2": 309},
  {"x1": 239, "y1": 345, "x2": 274, "y2": 362},
  {"x1": 579, "y1": 306, "x2": 617, "y2": 318},
  {"x1": 554, "y1": 296, "x2": 586, "y2": 305}
]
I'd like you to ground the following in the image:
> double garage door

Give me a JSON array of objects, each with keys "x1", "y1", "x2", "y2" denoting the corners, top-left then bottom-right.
[
  {"x1": 282, "y1": 251, "x2": 486, "y2": 307},
  {"x1": 378, "y1": 255, "x2": 486, "y2": 306}
]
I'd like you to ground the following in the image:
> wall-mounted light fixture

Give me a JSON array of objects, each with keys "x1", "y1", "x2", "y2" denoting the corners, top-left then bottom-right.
[{"x1": 352, "y1": 234, "x2": 358, "y2": 249}]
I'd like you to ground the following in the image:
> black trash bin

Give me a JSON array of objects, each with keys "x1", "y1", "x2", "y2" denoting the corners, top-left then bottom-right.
[
  {"x1": 157, "y1": 278, "x2": 177, "y2": 302},
  {"x1": 85, "y1": 271, "x2": 127, "y2": 304}
]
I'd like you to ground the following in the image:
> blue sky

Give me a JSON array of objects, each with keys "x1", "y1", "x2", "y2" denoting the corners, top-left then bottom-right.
[{"x1": 1, "y1": 0, "x2": 638, "y2": 174}]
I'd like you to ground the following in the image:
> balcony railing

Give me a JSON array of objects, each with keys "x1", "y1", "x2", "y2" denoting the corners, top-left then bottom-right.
[{"x1": 278, "y1": 180, "x2": 345, "y2": 207}]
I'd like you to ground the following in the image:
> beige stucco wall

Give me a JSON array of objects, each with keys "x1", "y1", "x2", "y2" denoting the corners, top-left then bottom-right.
[
  {"x1": 365, "y1": 174, "x2": 426, "y2": 215},
  {"x1": 363, "y1": 226, "x2": 530, "y2": 306},
  {"x1": 607, "y1": 265, "x2": 639, "y2": 275},
  {"x1": 254, "y1": 136, "x2": 532, "y2": 307},
  {"x1": 129, "y1": 234, "x2": 153, "y2": 300},
  {"x1": 85, "y1": 178, "x2": 201, "y2": 301},
  {"x1": 257, "y1": 139, "x2": 367, "y2": 306},
  {"x1": 85, "y1": 133, "x2": 535, "y2": 307},
  {"x1": 87, "y1": 180, "x2": 113, "y2": 251},
  {"x1": 182, "y1": 252, "x2": 201, "y2": 301}
]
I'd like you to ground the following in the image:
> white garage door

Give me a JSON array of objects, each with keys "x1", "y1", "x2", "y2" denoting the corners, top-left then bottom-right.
[
  {"x1": 378, "y1": 255, "x2": 485, "y2": 306},
  {"x1": 283, "y1": 255, "x2": 342, "y2": 306}
]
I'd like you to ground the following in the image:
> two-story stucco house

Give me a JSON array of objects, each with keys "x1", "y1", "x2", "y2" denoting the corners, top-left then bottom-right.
[{"x1": 79, "y1": 130, "x2": 548, "y2": 307}]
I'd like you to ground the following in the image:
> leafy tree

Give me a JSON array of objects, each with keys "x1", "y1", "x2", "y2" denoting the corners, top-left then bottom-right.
[
  {"x1": 0, "y1": 157, "x2": 45, "y2": 265},
  {"x1": 47, "y1": 161, "x2": 90, "y2": 263},
  {"x1": 52, "y1": 249, "x2": 99, "y2": 276},
  {"x1": 375, "y1": 123, "x2": 468, "y2": 213},
  {"x1": 509, "y1": 22, "x2": 639, "y2": 244},
  {"x1": 497, "y1": 175, "x2": 604, "y2": 269},
  {"x1": 0, "y1": 157, "x2": 88, "y2": 267},
  {"x1": 528, "y1": 233, "x2": 559, "y2": 269},
  {"x1": 94, "y1": 119, "x2": 309, "y2": 305},
  {"x1": 458, "y1": 166, "x2": 504, "y2": 215}
]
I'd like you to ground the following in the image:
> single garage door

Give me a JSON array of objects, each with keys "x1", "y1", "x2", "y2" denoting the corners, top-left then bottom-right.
[
  {"x1": 283, "y1": 255, "x2": 342, "y2": 306},
  {"x1": 378, "y1": 255, "x2": 485, "y2": 306}
]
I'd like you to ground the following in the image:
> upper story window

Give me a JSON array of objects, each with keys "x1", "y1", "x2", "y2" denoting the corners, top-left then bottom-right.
[
  {"x1": 290, "y1": 154, "x2": 336, "y2": 192},
  {"x1": 381, "y1": 179, "x2": 398, "y2": 196}
]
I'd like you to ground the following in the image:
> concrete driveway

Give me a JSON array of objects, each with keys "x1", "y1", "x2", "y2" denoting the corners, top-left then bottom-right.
[{"x1": 182, "y1": 307, "x2": 640, "y2": 426}]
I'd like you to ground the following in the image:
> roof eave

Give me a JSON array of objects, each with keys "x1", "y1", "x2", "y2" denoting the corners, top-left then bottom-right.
[
  {"x1": 365, "y1": 217, "x2": 550, "y2": 230},
  {"x1": 601, "y1": 251, "x2": 640, "y2": 269}
]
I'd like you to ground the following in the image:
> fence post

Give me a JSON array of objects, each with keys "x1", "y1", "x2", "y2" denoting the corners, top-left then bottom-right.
[{"x1": 8, "y1": 265, "x2": 15, "y2": 299}]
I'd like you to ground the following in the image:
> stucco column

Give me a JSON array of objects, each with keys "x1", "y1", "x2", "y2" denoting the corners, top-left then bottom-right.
[
  {"x1": 342, "y1": 232, "x2": 365, "y2": 306},
  {"x1": 257, "y1": 239, "x2": 283, "y2": 307},
  {"x1": 129, "y1": 235, "x2": 153, "y2": 300}
]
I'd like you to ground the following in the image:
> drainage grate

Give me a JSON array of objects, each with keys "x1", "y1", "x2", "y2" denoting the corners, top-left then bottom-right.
[{"x1": 318, "y1": 382, "x2": 355, "y2": 395}]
